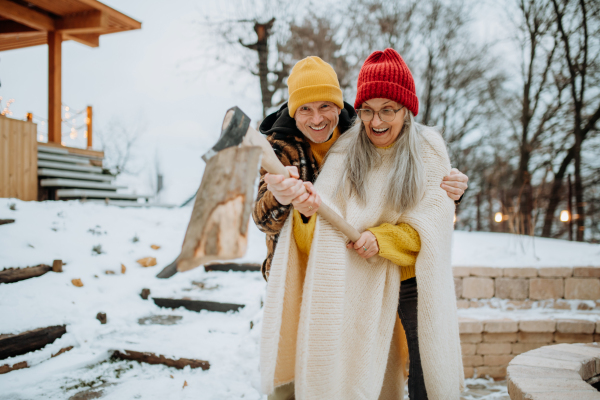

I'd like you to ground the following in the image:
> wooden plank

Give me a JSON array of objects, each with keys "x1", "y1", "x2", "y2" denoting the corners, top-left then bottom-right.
[
  {"x1": 0, "y1": 265, "x2": 52, "y2": 284},
  {"x1": 56, "y1": 10, "x2": 107, "y2": 33},
  {"x1": 0, "y1": 33, "x2": 46, "y2": 51},
  {"x1": 76, "y1": 0, "x2": 142, "y2": 30},
  {"x1": 19, "y1": 0, "x2": 91, "y2": 16},
  {"x1": 37, "y1": 160, "x2": 102, "y2": 173},
  {"x1": 204, "y1": 263, "x2": 261, "y2": 272},
  {"x1": 0, "y1": 325, "x2": 66, "y2": 360},
  {"x1": 0, "y1": 21, "x2": 37, "y2": 34},
  {"x1": 56, "y1": 189, "x2": 149, "y2": 200},
  {"x1": 0, "y1": 0, "x2": 55, "y2": 31},
  {"x1": 152, "y1": 298, "x2": 245, "y2": 313},
  {"x1": 63, "y1": 32, "x2": 99, "y2": 47},
  {"x1": 40, "y1": 178, "x2": 123, "y2": 190},
  {"x1": 7, "y1": 118, "x2": 16, "y2": 197},
  {"x1": 39, "y1": 142, "x2": 104, "y2": 159},
  {"x1": 37, "y1": 152, "x2": 91, "y2": 164},
  {"x1": 37, "y1": 168, "x2": 113, "y2": 182},
  {"x1": 48, "y1": 31, "x2": 62, "y2": 144},
  {"x1": 112, "y1": 350, "x2": 209, "y2": 370},
  {"x1": 0, "y1": 219, "x2": 15, "y2": 226}
]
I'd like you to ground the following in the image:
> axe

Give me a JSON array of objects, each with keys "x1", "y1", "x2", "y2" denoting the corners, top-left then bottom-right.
[{"x1": 157, "y1": 106, "x2": 362, "y2": 278}]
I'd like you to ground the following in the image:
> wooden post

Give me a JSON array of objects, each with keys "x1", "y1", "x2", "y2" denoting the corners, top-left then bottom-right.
[
  {"x1": 26, "y1": 113, "x2": 33, "y2": 122},
  {"x1": 86, "y1": 105, "x2": 93, "y2": 148},
  {"x1": 48, "y1": 31, "x2": 62, "y2": 144}
]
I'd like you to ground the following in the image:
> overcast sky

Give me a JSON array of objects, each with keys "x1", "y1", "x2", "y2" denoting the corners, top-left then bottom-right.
[{"x1": 0, "y1": 0, "x2": 507, "y2": 203}]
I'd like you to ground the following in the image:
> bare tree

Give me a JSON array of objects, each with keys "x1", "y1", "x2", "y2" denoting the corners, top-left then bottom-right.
[
  {"x1": 203, "y1": 0, "x2": 297, "y2": 117},
  {"x1": 96, "y1": 118, "x2": 145, "y2": 176},
  {"x1": 542, "y1": 0, "x2": 600, "y2": 240}
]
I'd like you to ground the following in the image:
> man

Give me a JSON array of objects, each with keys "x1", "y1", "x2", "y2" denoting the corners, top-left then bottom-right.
[{"x1": 252, "y1": 56, "x2": 468, "y2": 281}]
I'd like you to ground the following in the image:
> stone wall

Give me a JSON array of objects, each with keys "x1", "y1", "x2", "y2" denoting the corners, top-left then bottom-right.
[{"x1": 453, "y1": 267, "x2": 600, "y2": 306}]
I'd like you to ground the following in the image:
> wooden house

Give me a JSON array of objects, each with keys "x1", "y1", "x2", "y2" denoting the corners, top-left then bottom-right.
[{"x1": 0, "y1": 0, "x2": 147, "y2": 203}]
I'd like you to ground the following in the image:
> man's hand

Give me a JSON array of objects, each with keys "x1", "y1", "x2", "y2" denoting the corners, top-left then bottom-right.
[
  {"x1": 346, "y1": 231, "x2": 379, "y2": 259},
  {"x1": 441, "y1": 168, "x2": 468, "y2": 201},
  {"x1": 264, "y1": 166, "x2": 306, "y2": 206},
  {"x1": 292, "y1": 182, "x2": 321, "y2": 217}
]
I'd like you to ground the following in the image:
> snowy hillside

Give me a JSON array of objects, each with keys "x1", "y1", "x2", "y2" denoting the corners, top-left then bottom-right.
[{"x1": 3, "y1": 198, "x2": 598, "y2": 399}]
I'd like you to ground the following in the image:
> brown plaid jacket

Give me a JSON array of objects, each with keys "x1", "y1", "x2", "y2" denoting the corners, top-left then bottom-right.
[{"x1": 252, "y1": 102, "x2": 356, "y2": 281}]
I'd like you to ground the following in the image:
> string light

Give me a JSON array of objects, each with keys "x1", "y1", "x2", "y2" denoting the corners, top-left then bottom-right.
[
  {"x1": 560, "y1": 210, "x2": 570, "y2": 222},
  {"x1": 494, "y1": 212, "x2": 503, "y2": 223}
]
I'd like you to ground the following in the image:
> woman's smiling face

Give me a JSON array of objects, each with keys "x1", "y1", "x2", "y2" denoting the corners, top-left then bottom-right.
[{"x1": 361, "y1": 98, "x2": 406, "y2": 148}]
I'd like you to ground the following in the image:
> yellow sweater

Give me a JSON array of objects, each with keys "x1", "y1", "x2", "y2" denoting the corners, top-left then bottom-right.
[{"x1": 293, "y1": 131, "x2": 421, "y2": 281}]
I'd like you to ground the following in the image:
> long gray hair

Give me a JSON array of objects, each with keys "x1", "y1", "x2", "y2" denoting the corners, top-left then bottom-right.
[{"x1": 335, "y1": 110, "x2": 426, "y2": 213}]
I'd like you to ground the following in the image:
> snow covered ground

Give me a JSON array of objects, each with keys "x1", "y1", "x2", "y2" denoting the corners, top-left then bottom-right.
[{"x1": 2, "y1": 198, "x2": 598, "y2": 399}]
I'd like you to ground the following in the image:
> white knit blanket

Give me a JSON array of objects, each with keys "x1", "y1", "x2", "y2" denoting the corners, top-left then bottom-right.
[{"x1": 260, "y1": 128, "x2": 464, "y2": 400}]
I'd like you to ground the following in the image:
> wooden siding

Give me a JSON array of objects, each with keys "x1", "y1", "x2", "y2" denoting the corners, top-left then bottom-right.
[{"x1": 0, "y1": 117, "x2": 38, "y2": 201}]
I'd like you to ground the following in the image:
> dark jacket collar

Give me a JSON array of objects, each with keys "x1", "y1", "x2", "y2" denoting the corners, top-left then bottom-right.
[{"x1": 259, "y1": 101, "x2": 356, "y2": 140}]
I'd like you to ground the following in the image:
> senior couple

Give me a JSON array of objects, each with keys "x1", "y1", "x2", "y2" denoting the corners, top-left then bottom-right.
[{"x1": 252, "y1": 50, "x2": 466, "y2": 400}]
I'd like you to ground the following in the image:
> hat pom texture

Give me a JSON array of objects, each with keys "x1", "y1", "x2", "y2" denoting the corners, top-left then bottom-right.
[{"x1": 354, "y1": 48, "x2": 419, "y2": 116}]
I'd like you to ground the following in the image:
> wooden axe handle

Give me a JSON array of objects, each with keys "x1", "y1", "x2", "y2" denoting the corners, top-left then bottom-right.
[{"x1": 244, "y1": 126, "x2": 362, "y2": 243}]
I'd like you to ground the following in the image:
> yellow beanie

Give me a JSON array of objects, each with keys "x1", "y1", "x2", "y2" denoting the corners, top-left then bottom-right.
[{"x1": 287, "y1": 56, "x2": 344, "y2": 118}]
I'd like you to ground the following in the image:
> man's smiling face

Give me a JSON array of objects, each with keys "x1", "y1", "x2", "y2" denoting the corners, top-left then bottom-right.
[{"x1": 294, "y1": 101, "x2": 341, "y2": 143}]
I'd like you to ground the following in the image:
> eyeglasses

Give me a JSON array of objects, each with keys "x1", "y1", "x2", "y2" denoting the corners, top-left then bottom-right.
[{"x1": 357, "y1": 107, "x2": 404, "y2": 122}]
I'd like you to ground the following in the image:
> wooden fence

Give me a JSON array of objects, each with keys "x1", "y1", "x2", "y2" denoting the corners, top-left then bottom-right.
[{"x1": 0, "y1": 117, "x2": 38, "y2": 201}]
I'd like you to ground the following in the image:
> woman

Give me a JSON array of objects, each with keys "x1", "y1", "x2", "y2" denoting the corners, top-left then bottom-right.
[{"x1": 261, "y1": 49, "x2": 463, "y2": 400}]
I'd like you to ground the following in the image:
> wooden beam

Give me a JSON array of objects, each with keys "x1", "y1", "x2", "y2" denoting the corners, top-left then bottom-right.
[
  {"x1": 0, "y1": 325, "x2": 66, "y2": 360},
  {"x1": 56, "y1": 10, "x2": 107, "y2": 34},
  {"x1": 112, "y1": 350, "x2": 210, "y2": 370},
  {"x1": 48, "y1": 31, "x2": 61, "y2": 144},
  {"x1": 0, "y1": 0, "x2": 55, "y2": 31},
  {"x1": 75, "y1": 0, "x2": 141, "y2": 30},
  {"x1": 0, "y1": 265, "x2": 52, "y2": 284},
  {"x1": 63, "y1": 32, "x2": 99, "y2": 47},
  {"x1": 152, "y1": 297, "x2": 245, "y2": 313},
  {"x1": 0, "y1": 20, "x2": 37, "y2": 35}
]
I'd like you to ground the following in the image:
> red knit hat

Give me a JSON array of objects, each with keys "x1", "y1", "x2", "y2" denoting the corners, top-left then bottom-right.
[{"x1": 354, "y1": 48, "x2": 419, "y2": 116}]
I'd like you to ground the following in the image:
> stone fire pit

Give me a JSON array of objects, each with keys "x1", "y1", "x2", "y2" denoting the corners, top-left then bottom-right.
[{"x1": 507, "y1": 343, "x2": 600, "y2": 399}]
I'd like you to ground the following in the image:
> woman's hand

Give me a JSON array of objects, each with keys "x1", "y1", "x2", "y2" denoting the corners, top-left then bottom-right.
[
  {"x1": 347, "y1": 230, "x2": 379, "y2": 259},
  {"x1": 264, "y1": 166, "x2": 305, "y2": 205},
  {"x1": 441, "y1": 168, "x2": 468, "y2": 201},
  {"x1": 291, "y1": 182, "x2": 321, "y2": 217}
]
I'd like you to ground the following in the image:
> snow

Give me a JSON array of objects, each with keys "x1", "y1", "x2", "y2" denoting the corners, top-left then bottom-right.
[
  {"x1": 1, "y1": 198, "x2": 598, "y2": 398},
  {"x1": 452, "y1": 230, "x2": 600, "y2": 268}
]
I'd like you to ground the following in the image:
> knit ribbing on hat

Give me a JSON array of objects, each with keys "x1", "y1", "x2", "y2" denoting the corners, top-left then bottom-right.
[
  {"x1": 354, "y1": 49, "x2": 419, "y2": 116},
  {"x1": 287, "y1": 56, "x2": 344, "y2": 118}
]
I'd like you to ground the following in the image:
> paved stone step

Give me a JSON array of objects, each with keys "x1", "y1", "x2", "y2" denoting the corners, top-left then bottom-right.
[
  {"x1": 459, "y1": 314, "x2": 600, "y2": 380},
  {"x1": 40, "y1": 178, "x2": 125, "y2": 191},
  {"x1": 56, "y1": 189, "x2": 150, "y2": 200},
  {"x1": 38, "y1": 160, "x2": 102, "y2": 173},
  {"x1": 37, "y1": 152, "x2": 91, "y2": 164},
  {"x1": 37, "y1": 168, "x2": 114, "y2": 182}
]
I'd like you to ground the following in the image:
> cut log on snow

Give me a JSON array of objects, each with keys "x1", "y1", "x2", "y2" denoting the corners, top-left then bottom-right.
[
  {"x1": 152, "y1": 297, "x2": 244, "y2": 313},
  {"x1": 0, "y1": 219, "x2": 15, "y2": 226},
  {"x1": 177, "y1": 146, "x2": 263, "y2": 273},
  {"x1": 204, "y1": 262, "x2": 261, "y2": 272},
  {"x1": 0, "y1": 264, "x2": 52, "y2": 284},
  {"x1": 112, "y1": 350, "x2": 210, "y2": 370},
  {"x1": 0, "y1": 361, "x2": 27, "y2": 374},
  {"x1": 0, "y1": 325, "x2": 67, "y2": 360}
]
